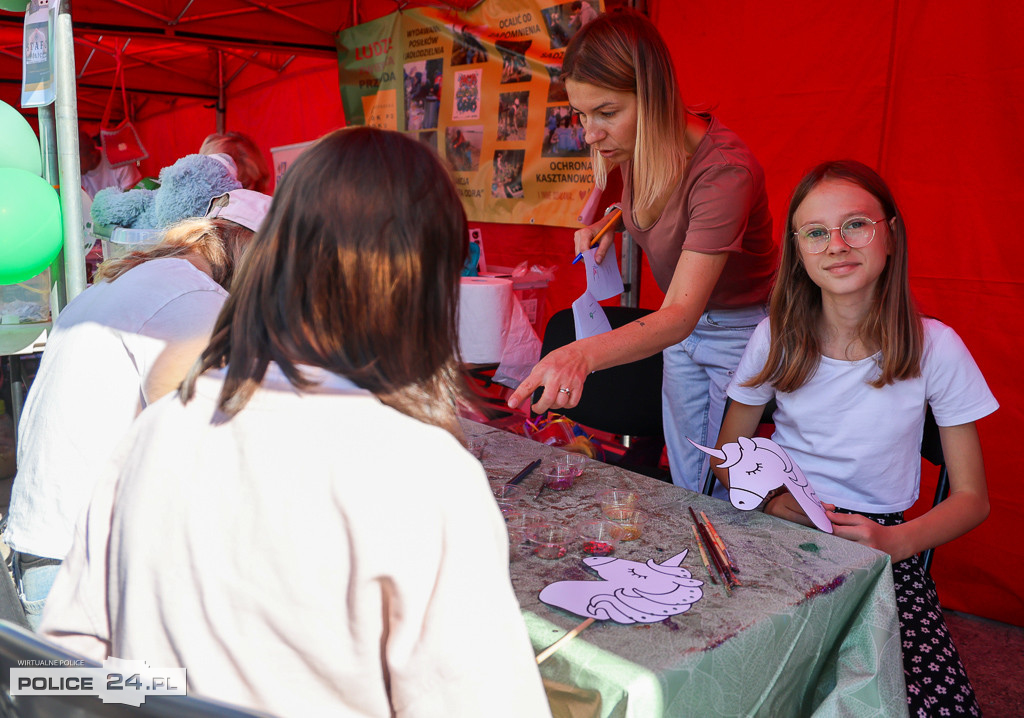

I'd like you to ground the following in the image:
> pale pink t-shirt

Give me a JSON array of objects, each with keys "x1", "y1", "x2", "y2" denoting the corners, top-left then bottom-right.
[{"x1": 621, "y1": 115, "x2": 777, "y2": 309}]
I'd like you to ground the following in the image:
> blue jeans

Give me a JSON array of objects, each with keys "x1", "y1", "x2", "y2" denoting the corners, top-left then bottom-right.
[
  {"x1": 662, "y1": 305, "x2": 767, "y2": 495},
  {"x1": 9, "y1": 551, "x2": 62, "y2": 630}
]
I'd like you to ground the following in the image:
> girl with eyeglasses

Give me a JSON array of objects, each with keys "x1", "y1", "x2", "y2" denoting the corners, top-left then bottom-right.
[
  {"x1": 507, "y1": 10, "x2": 778, "y2": 493},
  {"x1": 717, "y1": 159, "x2": 994, "y2": 716}
]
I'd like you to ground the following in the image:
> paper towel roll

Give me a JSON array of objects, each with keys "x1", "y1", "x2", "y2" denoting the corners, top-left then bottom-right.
[{"x1": 458, "y1": 276, "x2": 513, "y2": 364}]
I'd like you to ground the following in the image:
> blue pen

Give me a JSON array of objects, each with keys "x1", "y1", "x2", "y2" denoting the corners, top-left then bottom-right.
[{"x1": 572, "y1": 208, "x2": 623, "y2": 265}]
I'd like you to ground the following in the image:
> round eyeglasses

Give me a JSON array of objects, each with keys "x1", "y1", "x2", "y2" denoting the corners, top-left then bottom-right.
[{"x1": 793, "y1": 216, "x2": 888, "y2": 254}]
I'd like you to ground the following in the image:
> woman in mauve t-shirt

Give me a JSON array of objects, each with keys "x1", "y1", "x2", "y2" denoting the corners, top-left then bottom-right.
[{"x1": 509, "y1": 10, "x2": 778, "y2": 491}]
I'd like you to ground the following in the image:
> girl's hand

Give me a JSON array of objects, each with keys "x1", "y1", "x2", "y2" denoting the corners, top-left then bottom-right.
[
  {"x1": 507, "y1": 343, "x2": 590, "y2": 413},
  {"x1": 764, "y1": 492, "x2": 815, "y2": 527},
  {"x1": 828, "y1": 511, "x2": 910, "y2": 560},
  {"x1": 764, "y1": 493, "x2": 838, "y2": 530}
]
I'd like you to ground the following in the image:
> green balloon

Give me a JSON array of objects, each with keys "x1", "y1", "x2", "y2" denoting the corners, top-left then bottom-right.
[
  {"x1": 0, "y1": 101, "x2": 41, "y2": 175},
  {"x1": 0, "y1": 0, "x2": 29, "y2": 12},
  {"x1": 0, "y1": 168, "x2": 63, "y2": 285}
]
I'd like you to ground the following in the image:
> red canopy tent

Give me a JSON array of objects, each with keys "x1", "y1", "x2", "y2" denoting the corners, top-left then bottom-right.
[{"x1": 0, "y1": 0, "x2": 1021, "y2": 626}]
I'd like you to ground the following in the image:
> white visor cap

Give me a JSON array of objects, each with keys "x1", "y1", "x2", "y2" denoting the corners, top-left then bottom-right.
[{"x1": 205, "y1": 189, "x2": 272, "y2": 233}]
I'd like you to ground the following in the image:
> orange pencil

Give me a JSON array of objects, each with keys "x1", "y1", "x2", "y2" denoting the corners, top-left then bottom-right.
[
  {"x1": 572, "y1": 207, "x2": 623, "y2": 265},
  {"x1": 691, "y1": 524, "x2": 718, "y2": 585},
  {"x1": 701, "y1": 510, "x2": 740, "y2": 575},
  {"x1": 689, "y1": 507, "x2": 731, "y2": 593}
]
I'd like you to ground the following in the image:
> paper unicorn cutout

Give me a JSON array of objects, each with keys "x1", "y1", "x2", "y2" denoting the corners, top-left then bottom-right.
[
  {"x1": 539, "y1": 549, "x2": 703, "y2": 624},
  {"x1": 689, "y1": 436, "x2": 833, "y2": 533}
]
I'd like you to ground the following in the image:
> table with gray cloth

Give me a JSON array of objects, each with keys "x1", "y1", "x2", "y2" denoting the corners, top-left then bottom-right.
[{"x1": 463, "y1": 419, "x2": 908, "y2": 718}]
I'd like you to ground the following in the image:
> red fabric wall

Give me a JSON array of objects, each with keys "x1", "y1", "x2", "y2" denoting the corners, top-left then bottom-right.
[
  {"x1": 132, "y1": 58, "x2": 345, "y2": 188},
  {"x1": 123, "y1": 1, "x2": 1023, "y2": 625},
  {"x1": 646, "y1": 0, "x2": 1024, "y2": 626}
]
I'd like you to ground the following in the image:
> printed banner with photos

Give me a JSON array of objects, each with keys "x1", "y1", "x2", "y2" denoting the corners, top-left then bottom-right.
[{"x1": 336, "y1": 0, "x2": 604, "y2": 227}]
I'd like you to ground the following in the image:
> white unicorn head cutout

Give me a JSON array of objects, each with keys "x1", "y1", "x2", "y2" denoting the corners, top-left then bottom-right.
[
  {"x1": 539, "y1": 549, "x2": 704, "y2": 624},
  {"x1": 688, "y1": 436, "x2": 833, "y2": 533}
]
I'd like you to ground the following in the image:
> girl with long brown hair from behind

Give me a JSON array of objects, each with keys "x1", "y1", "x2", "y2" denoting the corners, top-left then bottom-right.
[{"x1": 40, "y1": 127, "x2": 552, "y2": 718}]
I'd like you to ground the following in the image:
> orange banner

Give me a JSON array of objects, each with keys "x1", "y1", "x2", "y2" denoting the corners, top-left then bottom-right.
[{"x1": 337, "y1": 1, "x2": 603, "y2": 227}]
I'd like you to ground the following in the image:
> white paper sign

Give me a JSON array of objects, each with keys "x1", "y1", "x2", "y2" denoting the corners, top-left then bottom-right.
[
  {"x1": 21, "y1": 0, "x2": 56, "y2": 108},
  {"x1": 572, "y1": 289, "x2": 611, "y2": 340},
  {"x1": 581, "y1": 247, "x2": 624, "y2": 301}
]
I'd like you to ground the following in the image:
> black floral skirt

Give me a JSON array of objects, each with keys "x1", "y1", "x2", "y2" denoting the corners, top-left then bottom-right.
[{"x1": 834, "y1": 509, "x2": 981, "y2": 717}]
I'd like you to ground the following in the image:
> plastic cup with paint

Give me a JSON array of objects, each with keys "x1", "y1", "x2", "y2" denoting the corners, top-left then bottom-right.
[
  {"x1": 552, "y1": 452, "x2": 586, "y2": 478},
  {"x1": 576, "y1": 519, "x2": 621, "y2": 557},
  {"x1": 529, "y1": 524, "x2": 571, "y2": 559},
  {"x1": 540, "y1": 462, "x2": 577, "y2": 491},
  {"x1": 492, "y1": 483, "x2": 523, "y2": 515},
  {"x1": 605, "y1": 508, "x2": 646, "y2": 541},
  {"x1": 505, "y1": 511, "x2": 546, "y2": 546},
  {"x1": 597, "y1": 489, "x2": 639, "y2": 518}
]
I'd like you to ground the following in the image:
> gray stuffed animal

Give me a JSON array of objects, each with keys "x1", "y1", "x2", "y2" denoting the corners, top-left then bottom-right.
[{"x1": 90, "y1": 153, "x2": 242, "y2": 231}]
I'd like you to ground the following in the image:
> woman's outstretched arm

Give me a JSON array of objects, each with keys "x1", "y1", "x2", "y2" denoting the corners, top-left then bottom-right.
[{"x1": 508, "y1": 249, "x2": 728, "y2": 413}]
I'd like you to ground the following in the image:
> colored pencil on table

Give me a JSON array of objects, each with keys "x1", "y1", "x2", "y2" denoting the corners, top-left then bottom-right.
[
  {"x1": 689, "y1": 507, "x2": 731, "y2": 594},
  {"x1": 698, "y1": 522, "x2": 731, "y2": 596},
  {"x1": 698, "y1": 516, "x2": 742, "y2": 588},
  {"x1": 571, "y1": 208, "x2": 623, "y2": 265},
  {"x1": 701, "y1": 510, "x2": 740, "y2": 575},
  {"x1": 507, "y1": 459, "x2": 541, "y2": 485},
  {"x1": 691, "y1": 524, "x2": 718, "y2": 585},
  {"x1": 690, "y1": 506, "x2": 741, "y2": 587}
]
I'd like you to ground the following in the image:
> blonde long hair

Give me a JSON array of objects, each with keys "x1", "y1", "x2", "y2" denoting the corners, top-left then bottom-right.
[
  {"x1": 94, "y1": 217, "x2": 254, "y2": 290},
  {"x1": 560, "y1": 10, "x2": 688, "y2": 212}
]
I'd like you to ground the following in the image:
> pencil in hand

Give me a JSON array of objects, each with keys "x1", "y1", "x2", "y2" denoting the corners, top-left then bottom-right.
[{"x1": 572, "y1": 208, "x2": 623, "y2": 265}]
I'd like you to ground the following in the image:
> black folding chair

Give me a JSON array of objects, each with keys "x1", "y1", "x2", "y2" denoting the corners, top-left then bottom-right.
[
  {"x1": 536, "y1": 307, "x2": 666, "y2": 478},
  {"x1": 919, "y1": 407, "x2": 951, "y2": 575}
]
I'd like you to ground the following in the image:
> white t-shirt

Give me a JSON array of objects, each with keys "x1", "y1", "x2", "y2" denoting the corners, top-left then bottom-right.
[
  {"x1": 728, "y1": 318, "x2": 998, "y2": 513},
  {"x1": 41, "y1": 365, "x2": 552, "y2": 718},
  {"x1": 81, "y1": 155, "x2": 142, "y2": 199},
  {"x1": 5, "y1": 259, "x2": 228, "y2": 559}
]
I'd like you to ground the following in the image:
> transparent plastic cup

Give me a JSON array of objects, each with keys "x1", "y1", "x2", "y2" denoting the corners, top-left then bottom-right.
[
  {"x1": 505, "y1": 511, "x2": 547, "y2": 545},
  {"x1": 605, "y1": 508, "x2": 646, "y2": 541},
  {"x1": 466, "y1": 436, "x2": 485, "y2": 460},
  {"x1": 577, "y1": 519, "x2": 621, "y2": 556},
  {"x1": 597, "y1": 488, "x2": 639, "y2": 518},
  {"x1": 529, "y1": 524, "x2": 572, "y2": 559},
  {"x1": 492, "y1": 483, "x2": 523, "y2": 515},
  {"x1": 551, "y1": 453, "x2": 586, "y2": 477},
  {"x1": 540, "y1": 462, "x2": 577, "y2": 491}
]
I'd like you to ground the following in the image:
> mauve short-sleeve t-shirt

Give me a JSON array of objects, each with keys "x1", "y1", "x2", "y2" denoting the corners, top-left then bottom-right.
[{"x1": 621, "y1": 115, "x2": 778, "y2": 309}]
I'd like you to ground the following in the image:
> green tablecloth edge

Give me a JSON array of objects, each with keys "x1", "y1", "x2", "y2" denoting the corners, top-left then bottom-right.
[
  {"x1": 524, "y1": 552, "x2": 908, "y2": 718},
  {"x1": 526, "y1": 610, "x2": 664, "y2": 718}
]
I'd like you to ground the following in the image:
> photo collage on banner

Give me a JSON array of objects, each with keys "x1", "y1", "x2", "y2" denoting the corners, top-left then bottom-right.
[{"x1": 337, "y1": 0, "x2": 604, "y2": 227}]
